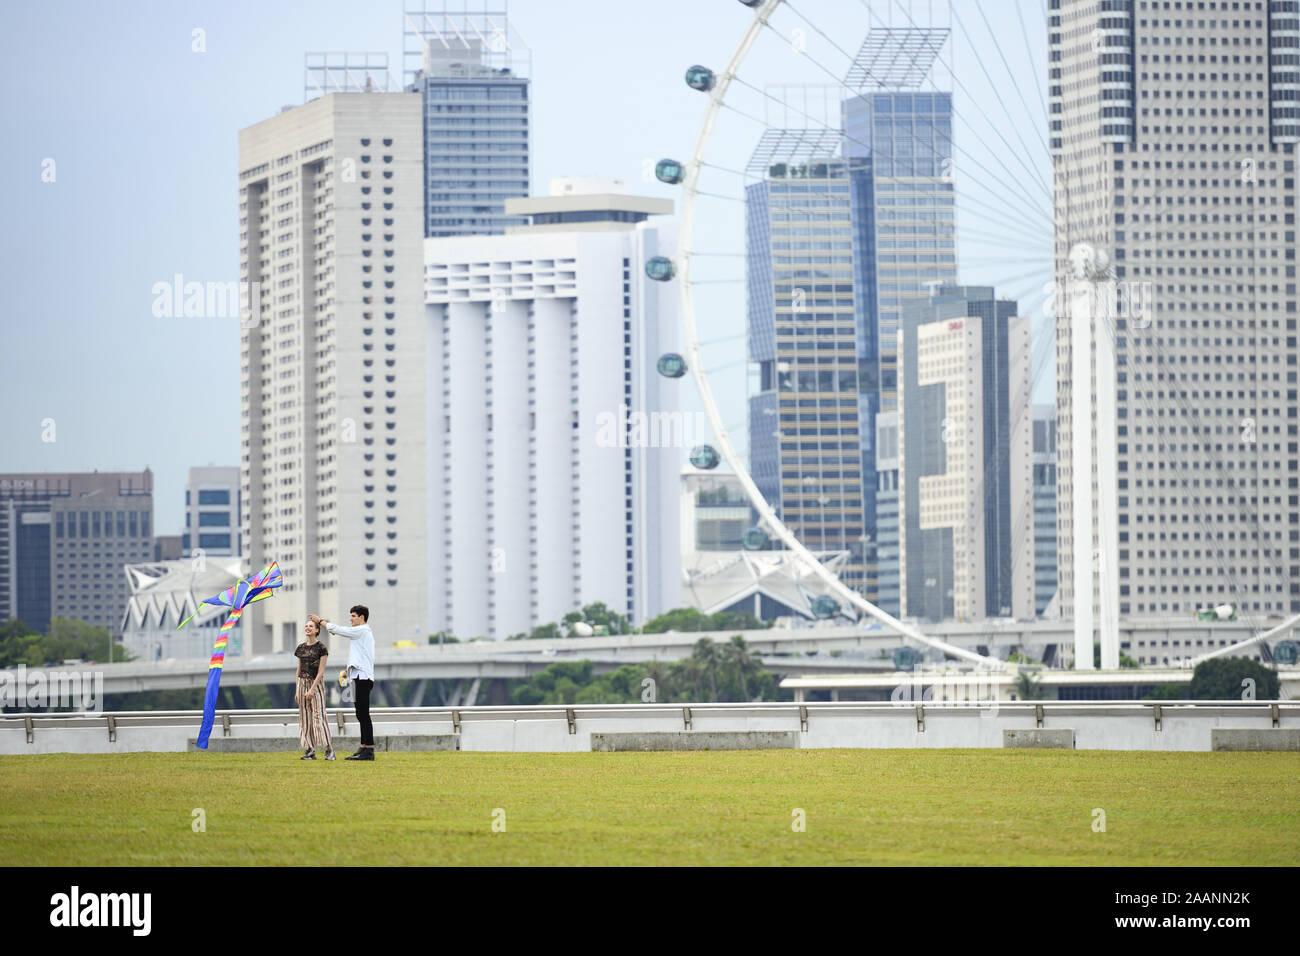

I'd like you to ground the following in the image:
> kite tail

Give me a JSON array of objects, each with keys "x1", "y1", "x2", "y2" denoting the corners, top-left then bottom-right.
[{"x1": 196, "y1": 606, "x2": 243, "y2": 750}]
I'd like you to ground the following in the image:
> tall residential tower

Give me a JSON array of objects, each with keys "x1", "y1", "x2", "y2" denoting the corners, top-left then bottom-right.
[{"x1": 239, "y1": 88, "x2": 429, "y2": 653}]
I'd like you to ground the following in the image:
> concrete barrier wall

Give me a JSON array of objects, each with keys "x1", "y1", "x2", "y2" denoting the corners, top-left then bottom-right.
[
  {"x1": 1210, "y1": 728, "x2": 1300, "y2": 751},
  {"x1": 1004, "y1": 729, "x2": 1075, "y2": 749},
  {"x1": 2, "y1": 702, "x2": 1296, "y2": 755},
  {"x1": 591, "y1": 731, "x2": 801, "y2": 751}
]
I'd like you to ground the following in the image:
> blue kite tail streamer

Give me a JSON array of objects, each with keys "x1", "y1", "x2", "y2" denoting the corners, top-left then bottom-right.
[{"x1": 195, "y1": 666, "x2": 223, "y2": 750}]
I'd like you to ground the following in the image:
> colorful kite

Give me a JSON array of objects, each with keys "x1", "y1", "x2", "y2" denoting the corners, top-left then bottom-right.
[{"x1": 177, "y1": 561, "x2": 283, "y2": 749}]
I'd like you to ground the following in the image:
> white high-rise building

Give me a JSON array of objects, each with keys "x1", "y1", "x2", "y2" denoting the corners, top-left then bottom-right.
[
  {"x1": 239, "y1": 91, "x2": 429, "y2": 653},
  {"x1": 1050, "y1": 1, "x2": 1300, "y2": 670},
  {"x1": 423, "y1": 178, "x2": 680, "y2": 638}
]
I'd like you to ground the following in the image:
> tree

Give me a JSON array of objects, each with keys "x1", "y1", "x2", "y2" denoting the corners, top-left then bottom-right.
[
  {"x1": 724, "y1": 635, "x2": 754, "y2": 700},
  {"x1": 501, "y1": 641, "x2": 780, "y2": 706},
  {"x1": 1013, "y1": 670, "x2": 1046, "y2": 701},
  {"x1": 1094, "y1": 643, "x2": 1140, "y2": 669},
  {"x1": 1141, "y1": 682, "x2": 1190, "y2": 700},
  {"x1": 692, "y1": 638, "x2": 720, "y2": 700},
  {"x1": 0, "y1": 619, "x2": 42, "y2": 668},
  {"x1": 1187, "y1": 658, "x2": 1279, "y2": 700},
  {"x1": 640, "y1": 606, "x2": 773, "y2": 634},
  {"x1": 0, "y1": 617, "x2": 130, "y2": 667},
  {"x1": 570, "y1": 602, "x2": 629, "y2": 635},
  {"x1": 641, "y1": 607, "x2": 711, "y2": 634},
  {"x1": 710, "y1": 610, "x2": 769, "y2": 632},
  {"x1": 507, "y1": 621, "x2": 562, "y2": 641}
]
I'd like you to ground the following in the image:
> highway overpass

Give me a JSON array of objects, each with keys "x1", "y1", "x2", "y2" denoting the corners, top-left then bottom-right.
[{"x1": 3, "y1": 617, "x2": 1295, "y2": 706}]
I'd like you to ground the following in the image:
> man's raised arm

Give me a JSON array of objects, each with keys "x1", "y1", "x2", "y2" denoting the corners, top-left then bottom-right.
[{"x1": 310, "y1": 613, "x2": 366, "y2": 640}]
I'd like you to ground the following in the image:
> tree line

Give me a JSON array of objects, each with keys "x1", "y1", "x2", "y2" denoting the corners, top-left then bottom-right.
[{"x1": 509, "y1": 636, "x2": 780, "y2": 705}]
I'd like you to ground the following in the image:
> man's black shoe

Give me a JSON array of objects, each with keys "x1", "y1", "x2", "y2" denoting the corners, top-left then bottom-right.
[{"x1": 345, "y1": 749, "x2": 374, "y2": 761}]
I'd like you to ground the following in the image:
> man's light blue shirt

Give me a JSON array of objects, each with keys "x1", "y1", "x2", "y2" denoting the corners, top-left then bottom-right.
[{"x1": 325, "y1": 621, "x2": 375, "y2": 682}]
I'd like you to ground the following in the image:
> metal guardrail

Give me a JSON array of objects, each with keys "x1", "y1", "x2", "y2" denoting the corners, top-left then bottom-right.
[{"x1": 2, "y1": 699, "x2": 1293, "y2": 739}]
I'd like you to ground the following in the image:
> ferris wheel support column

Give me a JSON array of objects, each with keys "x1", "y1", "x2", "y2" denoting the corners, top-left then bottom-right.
[
  {"x1": 675, "y1": 0, "x2": 999, "y2": 669},
  {"x1": 1096, "y1": 287, "x2": 1120, "y2": 670},
  {"x1": 1069, "y1": 277, "x2": 1096, "y2": 670}
]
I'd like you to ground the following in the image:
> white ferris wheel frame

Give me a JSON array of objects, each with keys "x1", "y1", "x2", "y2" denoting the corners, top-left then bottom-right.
[{"x1": 675, "y1": 0, "x2": 998, "y2": 668}]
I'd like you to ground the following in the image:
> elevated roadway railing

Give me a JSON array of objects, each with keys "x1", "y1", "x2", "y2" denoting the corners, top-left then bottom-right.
[{"x1": 2, "y1": 701, "x2": 1295, "y2": 754}]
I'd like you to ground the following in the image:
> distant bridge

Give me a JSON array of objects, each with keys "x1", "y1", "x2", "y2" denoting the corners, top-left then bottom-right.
[{"x1": 4, "y1": 617, "x2": 1294, "y2": 706}]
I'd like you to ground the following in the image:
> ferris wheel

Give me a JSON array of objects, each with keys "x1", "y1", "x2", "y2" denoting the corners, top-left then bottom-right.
[{"x1": 646, "y1": 0, "x2": 1063, "y2": 668}]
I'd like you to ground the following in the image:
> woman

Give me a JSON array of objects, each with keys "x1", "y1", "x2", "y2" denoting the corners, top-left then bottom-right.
[{"x1": 294, "y1": 619, "x2": 335, "y2": 760}]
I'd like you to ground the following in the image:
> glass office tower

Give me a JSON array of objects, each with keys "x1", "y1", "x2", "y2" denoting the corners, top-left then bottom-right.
[
  {"x1": 843, "y1": 91, "x2": 956, "y2": 411},
  {"x1": 747, "y1": 154, "x2": 868, "y2": 594},
  {"x1": 843, "y1": 90, "x2": 956, "y2": 601},
  {"x1": 405, "y1": 9, "x2": 531, "y2": 237}
]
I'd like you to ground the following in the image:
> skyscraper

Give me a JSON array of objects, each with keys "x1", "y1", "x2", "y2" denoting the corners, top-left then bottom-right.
[
  {"x1": 239, "y1": 89, "x2": 429, "y2": 653},
  {"x1": 0, "y1": 471, "x2": 154, "y2": 636},
  {"x1": 1050, "y1": 1, "x2": 1300, "y2": 665},
  {"x1": 404, "y1": 5, "x2": 531, "y2": 237},
  {"x1": 896, "y1": 287, "x2": 1034, "y2": 623},
  {"x1": 841, "y1": 89, "x2": 957, "y2": 602},
  {"x1": 742, "y1": 32, "x2": 955, "y2": 606},
  {"x1": 746, "y1": 147, "x2": 869, "y2": 594},
  {"x1": 842, "y1": 89, "x2": 958, "y2": 418},
  {"x1": 422, "y1": 178, "x2": 679, "y2": 638}
]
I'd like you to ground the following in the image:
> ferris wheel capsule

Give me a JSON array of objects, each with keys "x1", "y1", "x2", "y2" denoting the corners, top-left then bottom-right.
[
  {"x1": 645, "y1": 256, "x2": 676, "y2": 281},
  {"x1": 893, "y1": 646, "x2": 923, "y2": 671},
  {"x1": 655, "y1": 159, "x2": 686, "y2": 184},
  {"x1": 684, "y1": 65, "x2": 716, "y2": 92},
  {"x1": 741, "y1": 527, "x2": 768, "y2": 551},
  {"x1": 657, "y1": 353, "x2": 687, "y2": 378},
  {"x1": 810, "y1": 595, "x2": 838, "y2": 619},
  {"x1": 689, "y1": 445, "x2": 720, "y2": 470}
]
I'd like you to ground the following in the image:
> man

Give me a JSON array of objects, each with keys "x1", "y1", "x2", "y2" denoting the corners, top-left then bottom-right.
[{"x1": 309, "y1": 606, "x2": 376, "y2": 761}]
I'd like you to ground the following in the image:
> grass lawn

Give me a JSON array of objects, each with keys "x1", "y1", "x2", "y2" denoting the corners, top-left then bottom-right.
[{"x1": 1, "y1": 749, "x2": 1296, "y2": 866}]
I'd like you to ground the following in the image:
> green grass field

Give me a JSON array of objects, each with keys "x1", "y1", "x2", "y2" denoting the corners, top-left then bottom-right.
[{"x1": 2, "y1": 750, "x2": 1297, "y2": 866}]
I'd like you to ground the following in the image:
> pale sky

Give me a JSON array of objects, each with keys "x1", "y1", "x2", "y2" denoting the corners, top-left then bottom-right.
[{"x1": 0, "y1": 0, "x2": 1053, "y2": 535}]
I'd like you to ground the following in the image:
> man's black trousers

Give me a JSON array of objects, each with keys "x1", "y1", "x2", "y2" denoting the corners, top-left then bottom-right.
[{"x1": 353, "y1": 678, "x2": 374, "y2": 746}]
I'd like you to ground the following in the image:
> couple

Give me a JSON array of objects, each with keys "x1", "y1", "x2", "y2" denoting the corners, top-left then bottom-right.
[{"x1": 294, "y1": 604, "x2": 376, "y2": 761}]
